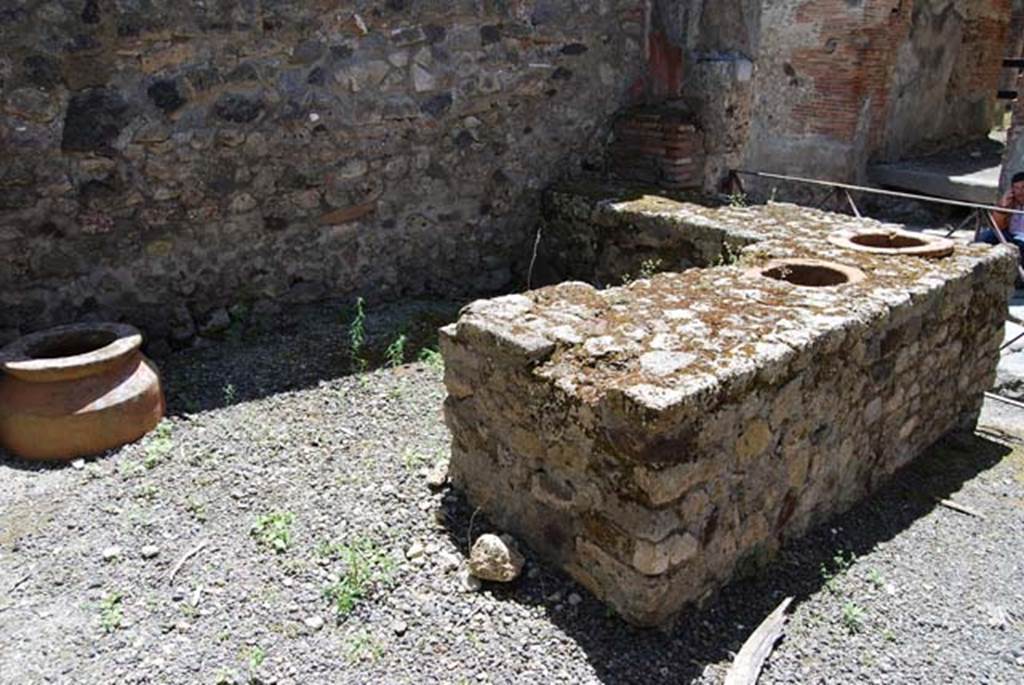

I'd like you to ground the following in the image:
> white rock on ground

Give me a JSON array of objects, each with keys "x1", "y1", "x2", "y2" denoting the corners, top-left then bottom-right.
[
  {"x1": 437, "y1": 551, "x2": 461, "y2": 573},
  {"x1": 424, "y1": 462, "x2": 449, "y2": 489},
  {"x1": 468, "y1": 534, "x2": 525, "y2": 582},
  {"x1": 457, "y1": 568, "x2": 482, "y2": 593}
]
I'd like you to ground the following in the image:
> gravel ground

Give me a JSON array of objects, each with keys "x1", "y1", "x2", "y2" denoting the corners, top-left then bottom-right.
[{"x1": 2, "y1": 299, "x2": 1023, "y2": 685}]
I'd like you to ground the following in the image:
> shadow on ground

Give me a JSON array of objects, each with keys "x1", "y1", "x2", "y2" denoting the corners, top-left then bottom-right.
[
  {"x1": 0, "y1": 298, "x2": 463, "y2": 470},
  {"x1": 156, "y1": 298, "x2": 463, "y2": 416},
  {"x1": 438, "y1": 431, "x2": 1012, "y2": 684}
]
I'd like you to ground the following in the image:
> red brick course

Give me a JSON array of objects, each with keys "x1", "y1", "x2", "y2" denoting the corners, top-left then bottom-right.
[
  {"x1": 789, "y1": 2, "x2": 908, "y2": 145},
  {"x1": 609, "y1": 110, "x2": 706, "y2": 189}
]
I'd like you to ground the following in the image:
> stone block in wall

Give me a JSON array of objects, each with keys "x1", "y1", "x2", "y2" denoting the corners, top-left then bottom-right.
[
  {"x1": 608, "y1": 106, "x2": 706, "y2": 191},
  {"x1": 442, "y1": 190, "x2": 1017, "y2": 626}
]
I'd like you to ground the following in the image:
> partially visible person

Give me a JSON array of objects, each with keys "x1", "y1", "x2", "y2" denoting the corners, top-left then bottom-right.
[{"x1": 978, "y1": 171, "x2": 1024, "y2": 264}]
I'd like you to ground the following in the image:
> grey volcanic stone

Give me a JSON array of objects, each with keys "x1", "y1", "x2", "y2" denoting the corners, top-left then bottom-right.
[
  {"x1": 420, "y1": 92, "x2": 453, "y2": 118},
  {"x1": 22, "y1": 54, "x2": 62, "y2": 89},
  {"x1": 61, "y1": 89, "x2": 134, "y2": 154},
  {"x1": 213, "y1": 94, "x2": 264, "y2": 123},
  {"x1": 147, "y1": 80, "x2": 186, "y2": 113}
]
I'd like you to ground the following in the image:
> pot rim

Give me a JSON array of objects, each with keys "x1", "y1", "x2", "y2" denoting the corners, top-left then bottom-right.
[
  {"x1": 827, "y1": 228, "x2": 955, "y2": 258},
  {"x1": 0, "y1": 322, "x2": 143, "y2": 383}
]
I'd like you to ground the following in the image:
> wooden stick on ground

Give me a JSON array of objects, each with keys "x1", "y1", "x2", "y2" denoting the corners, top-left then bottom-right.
[
  {"x1": 10, "y1": 571, "x2": 32, "y2": 592},
  {"x1": 725, "y1": 597, "x2": 794, "y2": 685},
  {"x1": 935, "y1": 498, "x2": 986, "y2": 520},
  {"x1": 167, "y1": 540, "x2": 210, "y2": 584}
]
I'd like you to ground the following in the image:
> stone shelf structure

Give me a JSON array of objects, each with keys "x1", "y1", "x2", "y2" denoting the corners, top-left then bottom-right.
[{"x1": 441, "y1": 187, "x2": 1018, "y2": 626}]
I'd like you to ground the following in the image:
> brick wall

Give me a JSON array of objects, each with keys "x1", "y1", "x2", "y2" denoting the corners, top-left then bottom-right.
[
  {"x1": 609, "y1": 108, "x2": 705, "y2": 190},
  {"x1": 952, "y1": 1, "x2": 1013, "y2": 109},
  {"x1": 788, "y1": 1, "x2": 909, "y2": 147},
  {"x1": 746, "y1": 0, "x2": 1011, "y2": 183}
]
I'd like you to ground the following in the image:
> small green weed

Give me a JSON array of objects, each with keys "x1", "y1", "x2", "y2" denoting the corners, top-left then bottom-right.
[
  {"x1": 99, "y1": 592, "x2": 123, "y2": 633},
  {"x1": 728, "y1": 191, "x2": 749, "y2": 208},
  {"x1": 401, "y1": 448, "x2": 428, "y2": 471},
  {"x1": 348, "y1": 297, "x2": 368, "y2": 373},
  {"x1": 867, "y1": 567, "x2": 884, "y2": 588},
  {"x1": 344, "y1": 630, "x2": 385, "y2": 664},
  {"x1": 620, "y1": 258, "x2": 664, "y2": 285},
  {"x1": 820, "y1": 550, "x2": 856, "y2": 594},
  {"x1": 712, "y1": 241, "x2": 743, "y2": 266},
  {"x1": 135, "y1": 483, "x2": 159, "y2": 501},
  {"x1": 841, "y1": 601, "x2": 866, "y2": 633},
  {"x1": 214, "y1": 669, "x2": 238, "y2": 685},
  {"x1": 252, "y1": 511, "x2": 294, "y2": 553},
  {"x1": 417, "y1": 347, "x2": 444, "y2": 372},
  {"x1": 385, "y1": 334, "x2": 407, "y2": 368},
  {"x1": 143, "y1": 420, "x2": 174, "y2": 469},
  {"x1": 248, "y1": 645, "x2": 266, "y2": 670},
  {"x1": 223, "y1": 383, "x2": 237, "y2": 404},
  {"x1": 186, "y1": 495, "x2": 207, "y2": 522},
  {"x1": 322, "y1": 538, "x2": 396, "y2": 617},
  {"x1": 638, "y1": 258, "x2": 663, "y2": 279}
]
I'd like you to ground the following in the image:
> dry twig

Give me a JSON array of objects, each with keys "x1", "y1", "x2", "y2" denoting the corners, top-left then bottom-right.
[
  {"x1": 168, "y1": 540, "x2": 210, "y2": 583},
  {"x1": 935, "y1": 498, "x2": 986, "y2": 520}
]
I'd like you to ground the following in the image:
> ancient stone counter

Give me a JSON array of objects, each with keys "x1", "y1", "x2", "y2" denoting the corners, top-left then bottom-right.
[{"x1": 442, "y1": 190, "x2": 1017, "y2": 626}]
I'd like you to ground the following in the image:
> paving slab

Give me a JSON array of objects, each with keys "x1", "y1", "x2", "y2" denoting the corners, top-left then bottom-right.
[{"x1": 869, "y1": 138, "x2": 1005, "y2": 205}]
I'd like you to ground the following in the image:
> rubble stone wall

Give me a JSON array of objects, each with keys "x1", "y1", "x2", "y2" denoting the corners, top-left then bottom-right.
[
  {"x1": 442, "y1": 190, "x2": 1017, "y2": 626},
  {"x1": 530, "y1": 184, "x2": 757, "y2": 288},
  {"x1": 0, "y1": 1, "x2": 647, "y2": 348}
]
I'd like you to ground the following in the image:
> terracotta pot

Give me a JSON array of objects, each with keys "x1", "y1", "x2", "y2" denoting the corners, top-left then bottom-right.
[{"x1": 0, "y1": 322, "x2": 165, "y2": 462}]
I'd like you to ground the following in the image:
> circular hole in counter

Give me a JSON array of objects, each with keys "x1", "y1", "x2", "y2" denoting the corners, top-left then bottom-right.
[
  {"x1": 755, "y1": 259, "x2": 866, "y2": 287},
  {"x1": 828, "y1": 229, "x2": 954, "y2": 258},
  {"x1": 850, "y1": 232, "x2": 927, "y2": 249}
]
